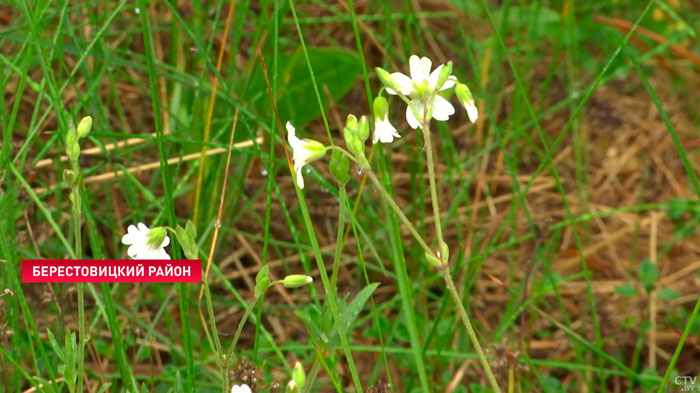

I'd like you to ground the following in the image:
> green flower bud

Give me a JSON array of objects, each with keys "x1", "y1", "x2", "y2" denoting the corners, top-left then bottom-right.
[
  {"x1": 437, "y1": 61, "x2": 453, "y2": 89},
  {"x1": 329, "y1": 150, "x2": 350, "y2": 185},
  {"x1": 292, "y1": 362, "x2": 306, "y2": 389},
  {"x1": 77, "y1": 116, "x2": 92, "y2": 138},
  {"x1": 66, "y1": 128, "x2": 80, "y2": 163},
  {"x1": 373, "y1": 96, "x2": 389, "y2": 120},
  {"x1": 455, "y1": 83, "x2": 474, "y2": 106},
  {"x1": 344, "y1": 128, "x2": 364, "y2": 158},
  {"x1": 255, "y1": 265, "x2": 271, "y2": 298},
  {"x1": 425, "y1": 250, "x2": 444, "y2": 268},
  {"x1": 63, "y1": 169, "x2": 76, "y2": 185},
  {"x1": 438, "y1": 240, "x2": 449, "y2": 264},
  {"x1": 175, "y1": 222, "x2": 199, "y2": 260},
  {"x1": 375, "y1": 67, "x2": 399, "y2": 92},
  {"x1": 345, "y1": 114, "x2": 358, "y2": 133},
  {"x1": 357, "y1": 115, "x2": 369, "y2": 142},
  {"x1": 147, "y1": 227, "x2": 167, "y2": 246},
  {"x1": 282, "y1": 274, "x2": 313, "y2": 288}
]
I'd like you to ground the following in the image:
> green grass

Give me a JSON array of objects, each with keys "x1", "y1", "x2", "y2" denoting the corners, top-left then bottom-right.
[{"x1": 2, "y1": 0, "x2": 700, "y2": 392}]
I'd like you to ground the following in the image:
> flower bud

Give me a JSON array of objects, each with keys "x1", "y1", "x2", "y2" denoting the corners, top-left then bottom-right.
[
  {"x1": 344, "y1": 128, "x2": 364, "y2": 157},
  {"x1": 373, "y1": 96, "x2": 389, "y2": 120},
  {"x1": 357, "y1": 115, "x2": 369, "y2": 142},
  {"x1": 66, "y1": 128, "x2": 80, "y2": 163},
  {"x1": 329, "y1": 150, "x2": 350, "y2": 185},
  {"x1": 282, "y1": 274, "x2": 313, "y2": 288},
  {"x1": 438, "y1": 240, "x2": 449, "y2": 264},
  {"x1": 345, "y1": 114, "x2": 358, "y2": 133},
  {"x1": 375, "y1": 67, "x2": 399, "y2": 92},
  {"x1": 146, "y1": 227, "x2": 167, "y2": 246},
  {"x1": 425, "y1": 250, "x2": 444, "y2": 268},
  {"x1": 286, "y1": 380, "x2": 298, "y2": 393},
  {"x1": 77, "y1": 116, "x2": 92, "y2": 138},
  {"x1": 63, "y1": 169, "x2": 76, "y2": 185},
  {"x1": 255, "y1": 265, "x2": 271, "y2": 297},
  {"x1": 292, "y1": 362, "x2": 306, "y2": 389},
  {"x1": 456, "y1": 83, "x2": 478, "y2": 123},
  {"x1": 437, "y1": 61, "x2": 453, "y2": 89}
]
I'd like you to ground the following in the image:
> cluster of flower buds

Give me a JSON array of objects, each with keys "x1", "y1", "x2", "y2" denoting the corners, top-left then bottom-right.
[{"x1": 63, "y1": 116, "x2": 92, "y2": 184}]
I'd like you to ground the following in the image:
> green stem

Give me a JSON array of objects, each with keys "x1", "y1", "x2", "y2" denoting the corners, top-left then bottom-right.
[
  {"x1": 443, "y1": 269, "x2": 502, "y2": 393},
  {"x1": 420, "y1": 119, "x2": 444, "y2": 251},
  {"x1": 330, "y1": 187, "x2": 348, "y2": 291},
  {"x1": 69, "y1": 164, "x2": 85, "y2": 393},
  {"x1": 420, "y1": 104, "x2": 501, "y2": 393}
]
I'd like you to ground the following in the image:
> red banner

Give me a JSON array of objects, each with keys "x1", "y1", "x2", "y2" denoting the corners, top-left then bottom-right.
[{"x1": 22, "y1": 260, "x2": 202, "y2": 283}]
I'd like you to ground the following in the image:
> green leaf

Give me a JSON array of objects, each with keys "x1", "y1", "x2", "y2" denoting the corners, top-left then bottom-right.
[
  {"x1": 246, "y1": 48, "x2": 362, "y2": 128},
  {"x1": 638, "y1": 259, "x2": 659, "y2": 292},
  {"x1": 46, "y1": 329, "x2": 65, "y2": 361},
  {"x1": 615, "y1": 284, "x2": 640, "y2": 297},
  {"x1": 658, "y1": 288, "x2": 681, "y2": 300},
  {"x1": 541, "y1": 375, "x2": 566, "y2": 393},
  {"x1": 340, "y1": 283, "x2": 379, "y2": 333},
  {"x1": 96, "y1": 383, "x2": 112, "y2": 393}
]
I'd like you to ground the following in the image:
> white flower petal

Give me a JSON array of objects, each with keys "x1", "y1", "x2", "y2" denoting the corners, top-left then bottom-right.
[
  {"x1": 418, "y1": 57, "x2": 432, "y2": 80},
  {"x1": 405, "y1": 99, "x2": 424, "y2": 129},
  {"x1": 121, "y1": 233, "x2": 136, "y2": 246},
  {"x1": 373, "y1": 117, "x2": 401, "y2": 144},
  {"x1": 465, "y1": 101, "x2": 479, "y2": 123},
  {"x1": 431, "y1": 95, "x2": 455, "y2": 121},
  {"x1": 385, "y1": 72, "x2": 414, "y2": 96},
  {"x1": 286, "y1": 122, "x2": 300, "y2": 145},
  {"x1": 409, "y1": 55, "x2": 422, "y2": 81},
  {"x1": 137, "y1": 223, "x2": 149, "y2": 233},
  {"x1": 427, "y1": 64, "x2": 443, "y2": 90},
  {"x1": 160, "y1": 235, "x2": 170, "y2": 248},
  {"x1": 231, "y1": 384, "x2": 252, "y2": 393},
  {"x1": 410, "y1": 55, "x2": 432, "y2": 81},
  {"x1": 295, "y1": 165, "x2": 305, "y2": 189},
  {"x1": 127, "y1": 244, "x2": 139, "y2": 258},
  {"x1": 439, "y1": 75, "x2": 457, "y2": 91}
]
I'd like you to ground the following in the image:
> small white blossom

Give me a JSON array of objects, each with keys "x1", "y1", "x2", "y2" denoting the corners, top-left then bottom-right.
[
  {"x1": 121, "y1": 223, "x2": 170, "y2": 260},
  {"x1": 373, "y1": 115, "x2": 400, "y2": 144},
  {"x1": 231, "y1": 385, "x2": 252, "y2": 393},
  {"x1": 286, "y1": 122, "x2": 327, "y2": 189},
  {"x1": 385, "y1": 55, "x2": 457, "y2": 129},
  {"x1": 372, "y1": 96, "x2": 400, "y2": 144}
]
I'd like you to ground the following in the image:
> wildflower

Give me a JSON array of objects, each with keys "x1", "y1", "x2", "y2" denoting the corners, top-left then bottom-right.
[
  {"x1": 381, "y1": 55, "x2": 457, "y2": 129},
  {"x1": 231, "y1": 384, "x2": 252, "y2": 393},
  {"x1": 121, "y1": 223, "x2": 171, "y2": 260},
  {"x1": 456, "y1": 83, "x2": 478, "y2": 123},
  {"x1": 372, "y1": 96, "x2": 400, "y2": 144},
  {"x1": 286, "y1": 122, "x2": 327, "y2": 189}
]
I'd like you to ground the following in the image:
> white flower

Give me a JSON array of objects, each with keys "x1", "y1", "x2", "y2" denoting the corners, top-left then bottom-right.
[
  {"x1": 231, "y1": 384, "x2": 252, "y2": 393},
  {"x1": 373, "y1": 115, "x2": 400, "y2": 144},
  {"x1": 121, "y1": 223, "x2": 171, "y2": 260},
  {"x1": 286, "y1": 121, "x2": 327, "y2": 189},
  {"x1": 372, "y1": 96, "x2": 400, "y2": 144},
  {"x1": 385, "y1": 55, "x2": 457, "y2": 129}
]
